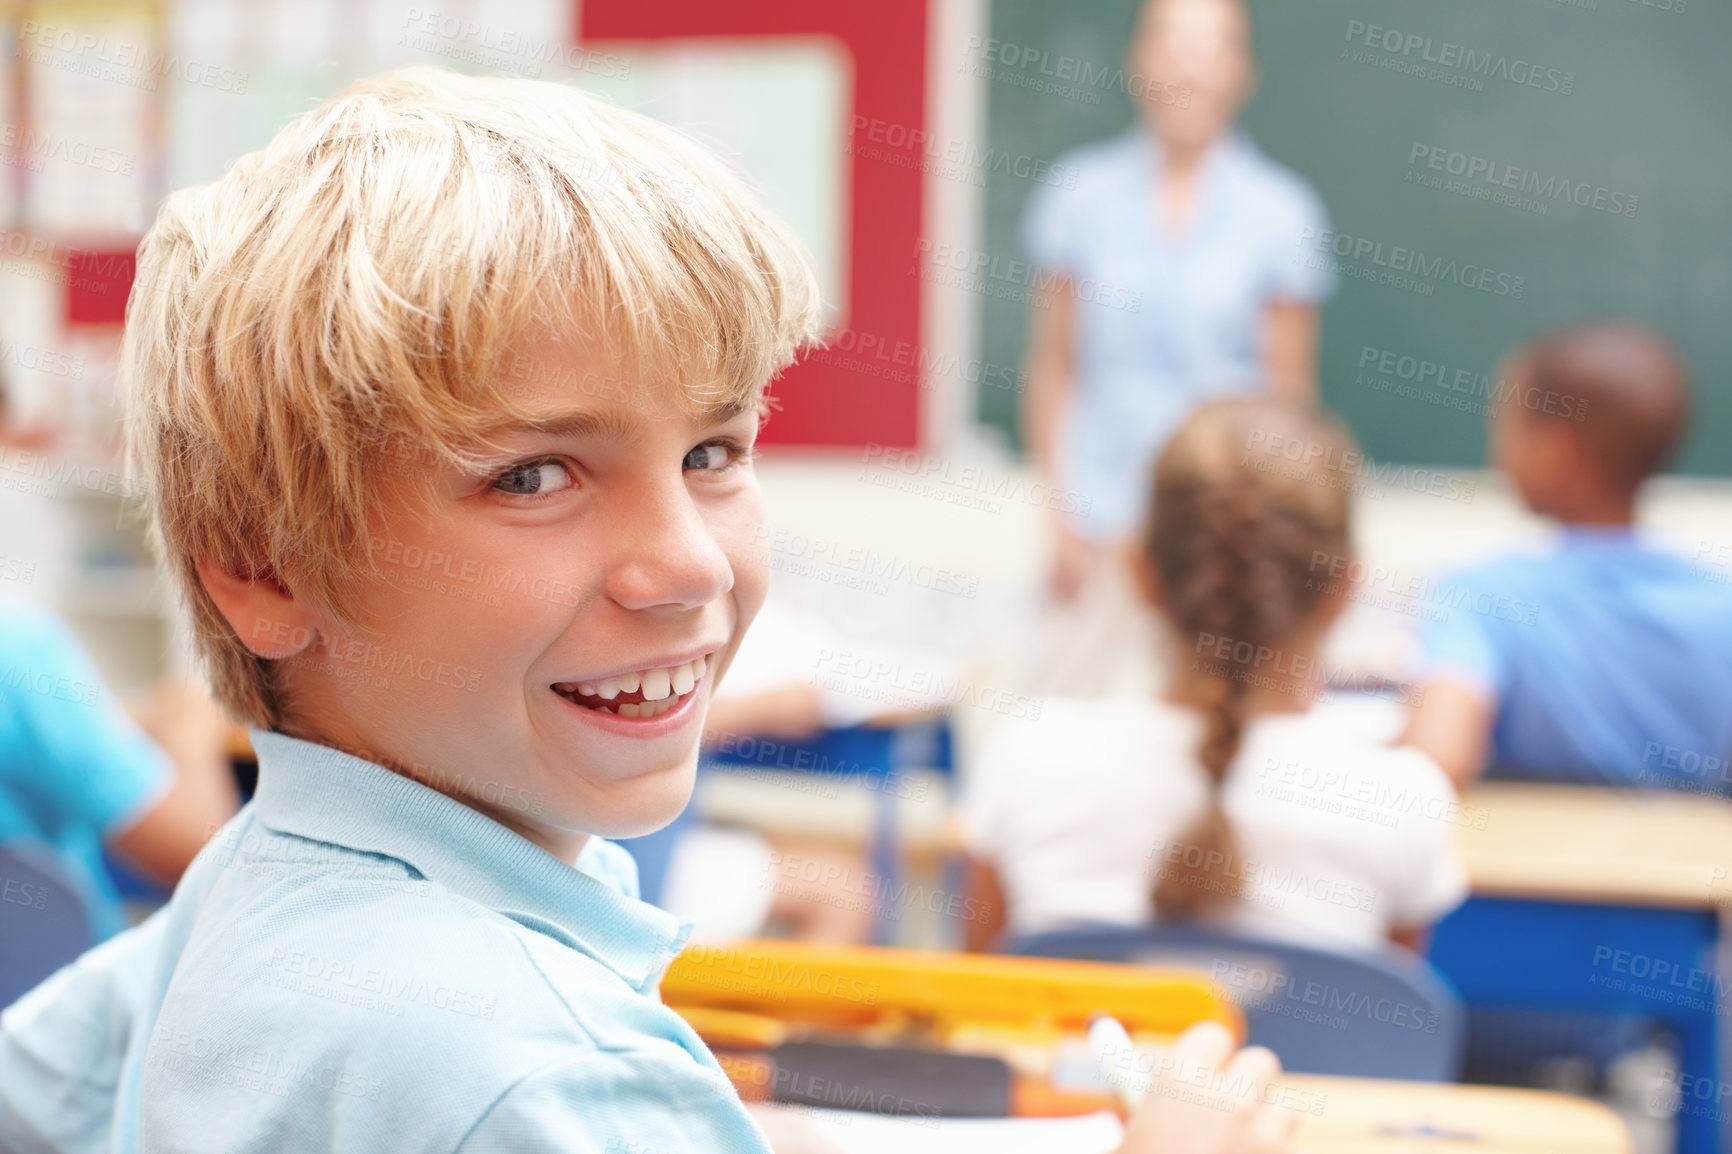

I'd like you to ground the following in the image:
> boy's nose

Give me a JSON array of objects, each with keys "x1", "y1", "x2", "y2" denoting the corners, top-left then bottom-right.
[{"x1": 603, "y1": 490, "x2": 734, "y2": 612}]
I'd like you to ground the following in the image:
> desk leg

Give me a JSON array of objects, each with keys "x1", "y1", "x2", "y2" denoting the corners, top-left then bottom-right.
[{"x1": 1430, "y1": 897, "x2": 1721, "y2": 1154}]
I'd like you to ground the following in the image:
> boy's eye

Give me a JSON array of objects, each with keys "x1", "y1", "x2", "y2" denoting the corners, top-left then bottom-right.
[
  {"x1": 683, "y1": 442, "x2": 737, "y2": 473},
  {"x1": 491, "y1": 460, "x2": 573, "y2": 496}
]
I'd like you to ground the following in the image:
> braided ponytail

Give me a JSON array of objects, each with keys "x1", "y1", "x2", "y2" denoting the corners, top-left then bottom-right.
[{"x1": 1144, "y1": 398, "x2": 1355, "y2": 919}]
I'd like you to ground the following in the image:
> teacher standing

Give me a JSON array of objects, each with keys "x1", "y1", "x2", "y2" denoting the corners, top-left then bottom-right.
[{"x1": 1021, "y1": 0, "x2": 1336, "y2": 604}]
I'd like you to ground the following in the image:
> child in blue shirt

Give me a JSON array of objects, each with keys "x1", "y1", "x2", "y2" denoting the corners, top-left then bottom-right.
[
  {"x1": 1405, "y1": 323, "x2": 1732, "y2": 790},
  {"x1": 0, "y1": 67, "x2": 1291, "y2": 1154},
  {"x1": 0, "y1": 384, "x2": 236, "y2": 941}
]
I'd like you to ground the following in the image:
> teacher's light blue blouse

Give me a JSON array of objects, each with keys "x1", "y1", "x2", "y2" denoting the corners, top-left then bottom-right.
[{"x1": 1022, "y1": 129, "x2": 1335, "y2": 540}]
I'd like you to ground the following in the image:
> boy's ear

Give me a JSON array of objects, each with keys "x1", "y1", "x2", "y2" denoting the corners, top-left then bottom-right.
[{"x1": 195, "y1": 558, "x2": 319, "y2": 660}]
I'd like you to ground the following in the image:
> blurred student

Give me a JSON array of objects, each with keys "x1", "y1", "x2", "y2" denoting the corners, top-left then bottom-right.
[
  {"x1": 1405, "y1": 324, "x2": 1732, "y2": 791},
  {"x1": 0, "y1": 388, "x2": 237, "y2": 940},
  {"x1": 1021, "y1": 0, "x2": 1335, "y2": 605},
  {"x1": 963, "y1": 399, "x2": 1467, "y2": 953}
]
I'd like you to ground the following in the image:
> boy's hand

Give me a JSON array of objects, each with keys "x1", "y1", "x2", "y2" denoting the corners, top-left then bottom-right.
[{"x1": 1113, "y1": 1021, "x2": 1297, "y2": 1154}]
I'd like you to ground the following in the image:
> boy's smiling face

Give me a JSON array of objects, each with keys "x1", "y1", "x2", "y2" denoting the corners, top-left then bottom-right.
[{"x1": 206, "y1": 333, "x2": 769, "y2": 860}]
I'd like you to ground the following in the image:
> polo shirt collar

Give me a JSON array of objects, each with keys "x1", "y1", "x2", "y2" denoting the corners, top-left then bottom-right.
[{"x1": 247, "y1": 728, "x2": 690, "y2": 995}]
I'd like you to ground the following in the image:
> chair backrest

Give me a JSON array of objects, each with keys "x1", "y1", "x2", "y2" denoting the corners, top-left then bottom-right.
[
  {"x1": 1007, "y1": 924, "x2": 1465, "y2": 1081},
  {"x1": 0, "y1": 841, "x2": 96, "y2": 1009}
]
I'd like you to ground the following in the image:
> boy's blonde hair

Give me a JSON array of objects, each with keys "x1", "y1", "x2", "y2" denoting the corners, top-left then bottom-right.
[{"x1": 123, "y1": 66, "x2": 823, "y2": 728}]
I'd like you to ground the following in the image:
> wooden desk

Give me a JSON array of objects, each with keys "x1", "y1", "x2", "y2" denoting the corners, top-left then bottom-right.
[
  {"x1": 750, "y1": 1076, "x2": 1631, "y2": 1154},
  {"x1": 1289, "y1": 1074, "x2": 1632, "y2": 1154},
  {"x1": 1459, "y1": 783, "x2": 1732, "y2": 908},
  {"x1": 1434, "y1": 784, "x2": 1728, "y2": 1154}
]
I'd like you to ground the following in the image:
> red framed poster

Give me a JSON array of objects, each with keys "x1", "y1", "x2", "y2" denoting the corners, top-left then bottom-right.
[{"x1": 581, "y1": 0, "x2": 927, "y2": 449}]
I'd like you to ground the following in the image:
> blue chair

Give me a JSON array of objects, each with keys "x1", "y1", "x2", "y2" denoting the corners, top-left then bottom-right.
[
  {"x1": 1007, "y1": 924, "x2": 1465, "y2": 1081},
  {"x1": 700, "y1": 718, "x2": 954, "y2": 943},
  {"x1": 0, "y1": 841, "x2": 96, "y2": 1008}
]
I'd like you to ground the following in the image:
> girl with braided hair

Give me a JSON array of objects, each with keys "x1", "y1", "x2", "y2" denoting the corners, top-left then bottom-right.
[{"x1": 961, "y1": 398, "x2": 1467, "y2": 952}]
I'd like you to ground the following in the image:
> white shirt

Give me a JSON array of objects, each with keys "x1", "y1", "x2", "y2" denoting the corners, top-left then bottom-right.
[{"x1": 961, "y1": 697, "x2": 1471, "y2": 951}]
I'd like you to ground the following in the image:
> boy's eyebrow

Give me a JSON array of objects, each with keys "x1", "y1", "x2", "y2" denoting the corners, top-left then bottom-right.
[
  {"x1": 692, "y1": 395, "x2": 762, "y2": 425},
  {"x1": 475, "y1": 394, "x2": 760, "y2": 443},
  {"x1": 484, "y1": 409, "x2": 637, "y2": 442}
]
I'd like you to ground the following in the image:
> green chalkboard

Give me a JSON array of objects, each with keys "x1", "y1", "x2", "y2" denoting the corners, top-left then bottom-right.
[{"x1": 978, "y1": 0, "x2": 1732, "y2": 474}]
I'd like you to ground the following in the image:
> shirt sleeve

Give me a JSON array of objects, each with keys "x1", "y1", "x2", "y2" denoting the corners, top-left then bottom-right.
[
  {"x1": 1418, "y1": 584, "x2": 1509, "y2": 697},
  {"x1": 1261, "y1": 177, "x2": 1336, "y2": 303},
  {"x1": 456, "y1": 1048, "x2": 773, "y2": 1154},
  {"x1": 1381, "y1": 752, "x2": 1472, "y2": 930},
  {"x1": 1019, "y1": 173, "x2": 1082, "y2": 274},
  {"x1": 0, "y1": 908, "x2": 168, "y2": 1154},
  {"x1": 955, "y1": 719, "x2": 1030, "y2": 864},
  {"x1": 1, "y1": 609, "x2": 172, "y2": 838}
]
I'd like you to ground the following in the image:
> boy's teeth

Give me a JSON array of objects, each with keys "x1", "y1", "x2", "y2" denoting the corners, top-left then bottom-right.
[
  {"x1": 558, "y1": 655, "x2": 710, "y2": 713},
  {"x1": 640, "y1": 668, "x2": 672, "y2": 701}
]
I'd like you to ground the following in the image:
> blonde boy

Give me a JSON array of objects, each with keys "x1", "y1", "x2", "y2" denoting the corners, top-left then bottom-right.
[{"x1": 0, "y1": 67, "x2": 1287, "y2": 1154}]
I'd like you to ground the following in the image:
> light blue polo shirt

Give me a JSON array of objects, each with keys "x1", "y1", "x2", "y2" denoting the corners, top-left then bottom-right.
[
  {"x1": 0, "y1": 729, "x2": 772, "y2": 1153},
  {"x1": 0, "y1": 601, "x2": 171, "y2": 940},
  {"x1": 1421, "y1": 528, "x2": 1732, "y2": 790},
  {"x1": 1022, "y1": 128, "x2": 1335, "y2": 541}
]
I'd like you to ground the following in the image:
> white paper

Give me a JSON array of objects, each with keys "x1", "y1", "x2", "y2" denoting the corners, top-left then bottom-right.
[{"x1": 752, "y1": 1104, "x2": 1125, "y2": 1154}]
